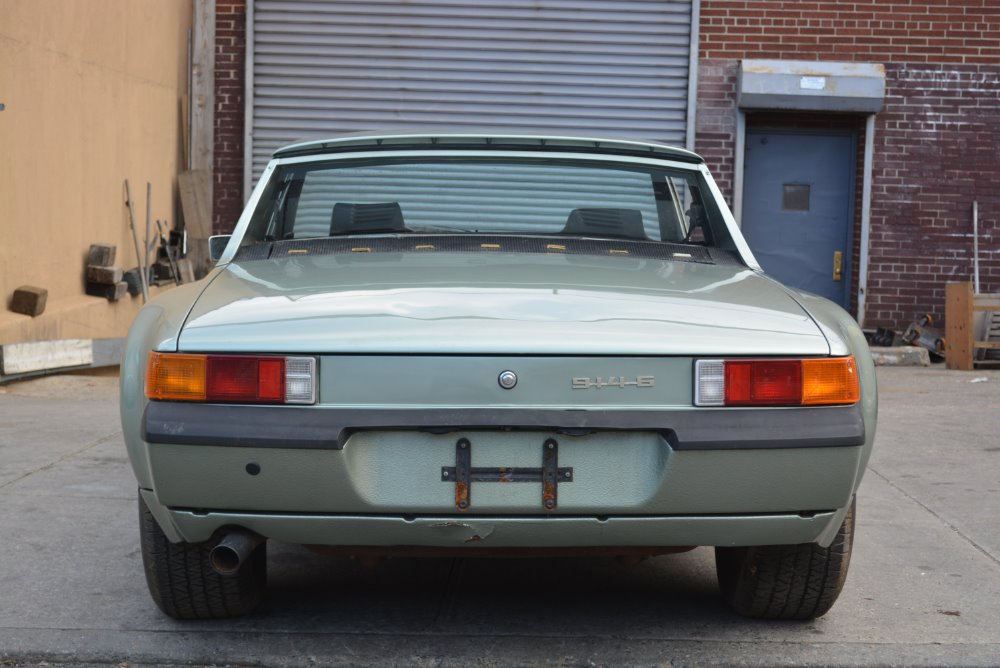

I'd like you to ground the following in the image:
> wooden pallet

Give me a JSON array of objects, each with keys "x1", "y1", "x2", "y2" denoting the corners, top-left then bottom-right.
[
  {"x1": 945, "y1": 282, "x2": 1000, "y2": 370},
  {"x1": 979, "y1": 310, "x2": 1000, "y2": 364}
]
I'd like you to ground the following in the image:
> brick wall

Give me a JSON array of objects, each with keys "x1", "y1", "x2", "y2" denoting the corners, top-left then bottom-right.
[
  {"x1": 700, "y1": 0, "x2": 1000, "y2": 64},
  {"x1": 865, "y1": 64, "x2": 1000, "y2": 327},
  {"x1": 213, "y1": 0, "x2": 247, "y2": 234},
  {"x1": 696, "y1": 0, "x2": 1000, "y2": 329},
  {"x1": 695, "y1": 59, "x2": 740, "y2": 205}
]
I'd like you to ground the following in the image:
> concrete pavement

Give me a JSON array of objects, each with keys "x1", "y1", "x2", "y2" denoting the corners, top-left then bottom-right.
[{"x1": 0, "y1": 366, "x2": 998, "y2": 666}]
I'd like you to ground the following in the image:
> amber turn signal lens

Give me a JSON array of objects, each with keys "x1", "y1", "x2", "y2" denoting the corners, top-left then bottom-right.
[
  {"x1": 801, "y1": 357, "x2": 860, "y2": 405},
  {"x1": 145, "y1": 352, "x2": 207, "y2": 401}
]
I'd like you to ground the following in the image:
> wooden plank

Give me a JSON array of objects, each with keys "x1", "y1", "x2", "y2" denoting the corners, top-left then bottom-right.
[
  {"x1": 973, "y1": 341, "x2": 1000, "y2": 349},
  {"x1": 180, "y1": 94, "x2": 190, "y2": 168},
  {"x1": 191, "y1": 0, "x2": 216, "y2": 173},
  {"x1": 178, "y1": 169, "x2": 213, "y2": 239},
  {"x1": 0, "y1": 339, "x2": 93, "y2": 375},
  {"x1": 973, "y1": 296, "x2": 1000, "y2": 311},
  {"x1": 175, "y1": 257, "x2": 196, "y2": 284},
  {"x1": 945, "y1": 282, "x2": 974, "y2": 371}
]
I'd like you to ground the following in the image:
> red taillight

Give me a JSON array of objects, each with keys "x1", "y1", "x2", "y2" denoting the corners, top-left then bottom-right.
[
  {"x1": 257, "y1": 358, "x2": 285, "y2": 401},
  {"x1": 206, "y1": 356, "x2": 285, "y2": 403},
  {"x1": 146, "y1": 353, "x2": 316, "y2": 404},
  {"x1": 724, "y1": 360, "x2": 801, "y2": 406}
]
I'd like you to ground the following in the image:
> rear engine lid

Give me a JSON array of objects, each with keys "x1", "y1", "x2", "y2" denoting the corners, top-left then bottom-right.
[{"x1": 178, "y1": 252, "x2": 829, "y2": 356}]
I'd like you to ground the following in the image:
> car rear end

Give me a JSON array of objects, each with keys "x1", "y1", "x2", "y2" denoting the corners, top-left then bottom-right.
[
  {"x1": 121, "y1": 134, "x2": 875, "y2": 620},
  {"x1": 139, "y1": 349, "x2": 867, "y2": 550}
]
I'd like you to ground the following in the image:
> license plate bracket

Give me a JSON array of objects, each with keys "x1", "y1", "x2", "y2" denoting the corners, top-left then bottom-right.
[{"x1": 441, "y1": 437, "x2": 573, "y2": 512}]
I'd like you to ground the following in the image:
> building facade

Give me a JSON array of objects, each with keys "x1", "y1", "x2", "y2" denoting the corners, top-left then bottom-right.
[
  {"x1": 696, "y1": 0, "x2": 999, "y2": 328},
  {"x1": 211, "y1": 0, "x2": 999, "y2": 331},
  {"x1": 0, "y1": 0, "x2": 193, "y2": 343}
]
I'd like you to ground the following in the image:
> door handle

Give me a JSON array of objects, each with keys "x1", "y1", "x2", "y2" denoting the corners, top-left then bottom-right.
[{"x1": 833, "y1": 251, "x2": 843, "y2": 281}]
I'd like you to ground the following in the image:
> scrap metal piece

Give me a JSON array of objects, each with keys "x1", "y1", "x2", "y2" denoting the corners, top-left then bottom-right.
[{"x1": 902, "y1": 314, "x2": 946, "y2": 358}]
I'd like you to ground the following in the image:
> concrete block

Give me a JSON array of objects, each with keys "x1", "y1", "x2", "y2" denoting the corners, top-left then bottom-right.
[
  {"x1": 10, "y1": 285, "x2": 48, "y2": 317},
  {"x1": 87, "y1": 244, "x2": 116, "y2": 267},
  {"x1": 85, "y1": 281, "x2": 129, "y2": 302},
  {"x1": 85, "y1": 265, "x2": 124, "y2": 285},
  {"x1": 123, "y1": 267, "x2": 143, "y2": 296},
  {"x1": 871, "y1": 346, "x2": 931, "y2": 367},
  {"x1": 0, "y1": 339, "x2": 92, "y2": 375}
]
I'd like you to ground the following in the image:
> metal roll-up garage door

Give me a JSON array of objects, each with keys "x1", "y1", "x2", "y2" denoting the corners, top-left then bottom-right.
[{"x1": 247, "y1": 0, "x2": 698, "y2": 186}]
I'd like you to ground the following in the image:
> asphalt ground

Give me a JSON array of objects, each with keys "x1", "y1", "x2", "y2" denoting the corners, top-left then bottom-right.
[{"x1": 0, "y1": 365, "x2": 998, "y2": 667}]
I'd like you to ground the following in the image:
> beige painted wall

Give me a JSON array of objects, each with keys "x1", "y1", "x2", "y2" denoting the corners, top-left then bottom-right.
[{"x1": 0, "y1": 0, "x2": 192, "y2": 343}]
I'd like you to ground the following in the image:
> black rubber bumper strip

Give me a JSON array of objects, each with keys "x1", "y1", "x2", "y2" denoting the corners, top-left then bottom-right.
[{"x1": 142, "y1": 403, "x2": 865, "y2": 451}]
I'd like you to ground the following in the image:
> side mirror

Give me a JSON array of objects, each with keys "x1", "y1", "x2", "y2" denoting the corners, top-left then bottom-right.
[{"x1": 208, "y1": 235, "x2": 232, "y2": 262}]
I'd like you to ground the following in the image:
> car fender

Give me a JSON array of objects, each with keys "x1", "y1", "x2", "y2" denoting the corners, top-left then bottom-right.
[
  {"x1": 783, "y1": 287, "x2": 878, "y2": 484},
  {"x1": 120, "y1": 270, "x2": 224, "y2": 490}
]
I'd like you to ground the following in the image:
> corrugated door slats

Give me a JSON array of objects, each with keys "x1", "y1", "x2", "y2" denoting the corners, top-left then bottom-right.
[{"x1": 250, "y1": 0, "x2": 695, "y2": 179}]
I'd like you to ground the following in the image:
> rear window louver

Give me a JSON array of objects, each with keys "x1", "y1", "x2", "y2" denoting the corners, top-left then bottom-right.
[{"x1": 233, "y1": 235, "x2": 743, "y2": 266}]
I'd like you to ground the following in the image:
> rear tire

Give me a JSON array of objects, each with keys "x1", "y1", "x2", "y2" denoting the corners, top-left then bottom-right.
[
  {"x1": 138, "y1": 493, "x2": 266, "y2": 619},
  {"x1": 715, "y1": 498, "x2": 855, "y2": 620}
]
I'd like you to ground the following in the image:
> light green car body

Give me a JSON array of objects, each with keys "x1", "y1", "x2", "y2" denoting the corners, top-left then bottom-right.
[{"x1": 121, "y1": 134, "x2": 876, "y2": 554}]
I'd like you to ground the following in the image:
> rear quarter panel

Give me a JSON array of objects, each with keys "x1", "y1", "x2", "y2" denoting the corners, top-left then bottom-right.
[
  {"x1": 120, "y1": 273, "x2": 222, "y2": 488},
  {"x1": 785, "y1": 287, "x2": 878, "y2": 479}
]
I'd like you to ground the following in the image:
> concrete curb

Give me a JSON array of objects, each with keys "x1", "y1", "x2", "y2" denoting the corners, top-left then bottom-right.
[{"x1": 870, "y1": 346, "x2": 931, "y2": 366}]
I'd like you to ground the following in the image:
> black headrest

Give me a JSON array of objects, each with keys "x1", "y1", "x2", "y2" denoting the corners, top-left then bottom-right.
[
  {"x1": 330, "y1": 202, "x2": 405, "y2": 235},
  {"x1": 560, "y1": 208, "x2": 647, "y2": 240}
]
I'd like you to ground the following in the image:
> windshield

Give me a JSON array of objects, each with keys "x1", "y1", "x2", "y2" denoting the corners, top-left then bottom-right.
[{"x1": 244, "y1": 157, "x2": 735, "y2": 250}]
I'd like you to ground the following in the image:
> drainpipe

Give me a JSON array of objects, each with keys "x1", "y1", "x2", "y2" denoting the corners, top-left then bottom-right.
[
  {"x1": 684, "y1": 0, "x2": 702, "y2": 152},
  {"x1": 973, "y1": 201, "x2": 980, "y2": 294},
  {"x1": 857, "y1": 113, "x2": 876, "y2": 328},
  {"x1": 732, "y1": 110, "x2": 747, "y2": 226}
]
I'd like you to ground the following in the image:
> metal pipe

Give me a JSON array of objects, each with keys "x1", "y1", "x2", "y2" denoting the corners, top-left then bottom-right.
[
  {"x1": 243, "y1": 0, "x2": 256, "y2": 201},
  {"x1": 856, "y1": 114, "x2": 876, "y2": 328},
  {"x1": 973, "y1": 200, "x2": 980, "y2": 294},
  {"x1": 732, "y1": 110, "x2": 747, "y2": 226},
  {"x1": 187, "y1": 27, "x2": 193, "y2": 171},
  {"x1": 684, "y1": 0, "x2": 702, "y2": 153},
  {"x1": 209, "y1": 530, "x2": 264, "y2": 575},
  {"x1": 124, "y1": 179, "x2": 149, "y2": 302},
  {"x1": 144, "y1": 182, "x2": 152, "y2": 292}
]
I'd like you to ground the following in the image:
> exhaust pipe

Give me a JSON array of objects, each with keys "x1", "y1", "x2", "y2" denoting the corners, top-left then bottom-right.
[{"x1": 209, "y1": 530, "x2": 264, "y2": 575}]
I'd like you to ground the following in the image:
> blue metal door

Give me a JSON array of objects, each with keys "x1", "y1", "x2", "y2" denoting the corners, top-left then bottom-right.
[{"x1": 742, "y1": 131, "x2": 855, "y2": 307}]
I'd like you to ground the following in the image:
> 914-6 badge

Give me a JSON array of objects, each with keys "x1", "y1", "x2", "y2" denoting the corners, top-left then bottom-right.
[{"x1": 572, "y1": 376, "x2": 655, "y2": 389}]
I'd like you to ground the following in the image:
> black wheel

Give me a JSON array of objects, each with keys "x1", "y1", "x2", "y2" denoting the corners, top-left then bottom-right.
[
  {"x1": 138, "y1": 493, "x2": 266, "y2": 619},
  {"x1": 715, "y1": 498, "x2": 855, "y2": 620}
]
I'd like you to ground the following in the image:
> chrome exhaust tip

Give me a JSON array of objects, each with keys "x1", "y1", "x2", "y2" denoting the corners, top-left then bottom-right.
[{"x1": 209, "y1": 530, "x2": 264, "y2": 575}]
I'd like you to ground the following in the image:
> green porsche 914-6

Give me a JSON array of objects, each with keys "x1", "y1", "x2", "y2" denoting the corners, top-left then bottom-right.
[{"x1": 121, "y1": 133, "x2": 876, "y2": 620}]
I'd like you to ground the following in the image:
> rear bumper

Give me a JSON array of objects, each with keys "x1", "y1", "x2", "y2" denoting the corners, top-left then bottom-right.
[
  {"x1": 142, "y1": 489, "x2": 848, "y2": 549},
  {"x1": 138, "y1": 403, "x2": 866, "y2": 549},
  {"x1": 142, "y1": 402, "x2": 865, "y2": 451}
]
